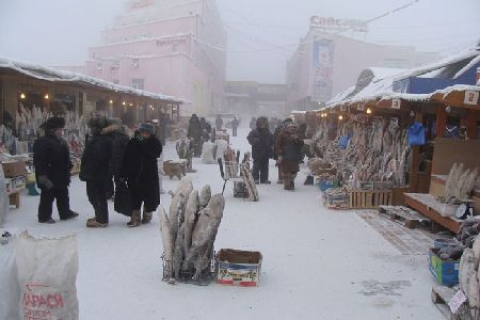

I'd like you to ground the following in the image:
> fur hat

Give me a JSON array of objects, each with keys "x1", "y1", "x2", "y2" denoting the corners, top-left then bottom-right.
[
  {"x1": 139, "y1": 123, "x2": 155, "y2": 135},
  {"x1": 41, "y1": 117, "x2": 65, "y2": 131},
  {"x1": 256, "y1": 117, "x2": 269, "y2": 129}
]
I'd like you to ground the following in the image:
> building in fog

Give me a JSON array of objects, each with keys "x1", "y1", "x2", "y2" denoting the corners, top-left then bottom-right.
[
  {"x1": 63, "y1": 0, "x2": 226, "y2": 116},
  {"x1": 224, "y1": 81, "x2": 287, "y2": 118},
  {"x1": 286, "y1": 17, "x2": 441, "y2": 112}
]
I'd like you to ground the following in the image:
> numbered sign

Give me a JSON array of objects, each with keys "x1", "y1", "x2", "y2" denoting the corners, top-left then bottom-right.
[
  {"x1": 391, "y1": 99, "x2": 401, "y2": 110},
  {"x1": 357, "y1": 104, "x2": 365, "y2": 111},
  {"x1": 464, "y1": 90, "x2": 480, "y2": 106}
]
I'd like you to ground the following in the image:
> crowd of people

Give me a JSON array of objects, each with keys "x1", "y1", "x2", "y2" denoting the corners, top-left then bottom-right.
[
  {"x1": 33, "y1": 115, "x2": 163, "y2": 228},
  {"x1": 247, "y1": 117, "x2": 305, "y2": 191},
  {"x1": 32, "y1": 112, "x2": 303, "y2": 226}
]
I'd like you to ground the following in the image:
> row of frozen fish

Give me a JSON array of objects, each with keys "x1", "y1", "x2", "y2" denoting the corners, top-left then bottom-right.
[
  {"x1": 311, "y1": 117, "x2": 411, "y2": 188},
  {"x1": 159, "y1": 178, "x2": 224, "y2": 285}
]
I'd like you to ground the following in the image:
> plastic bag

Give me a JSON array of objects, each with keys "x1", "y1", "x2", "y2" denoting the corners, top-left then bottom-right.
[
  {"x1": 201, "y1": 142, "x2": 217, "y2": 164},
  {"x1": 16, "y1": 231, "x2": 79, "y2": 320},
  {"x1": 338, "y1": 135, "x2": 350, "y2": 150},
  {"x1": 408, "y1": 122, "x2": 426, "y2": 146},
  {"x1": 0, "y1": 234, "x2": 21, "y2": 320}
]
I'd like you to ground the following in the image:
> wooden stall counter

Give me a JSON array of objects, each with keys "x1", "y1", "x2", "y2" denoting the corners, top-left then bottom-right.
[{"x1": 404, "y1": 193, "x2": 470, "y2": 234}]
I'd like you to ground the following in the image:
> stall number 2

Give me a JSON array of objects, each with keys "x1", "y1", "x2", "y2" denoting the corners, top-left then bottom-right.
[{"x1": 464, "y1": 91, "x2": 479, "y2": 106}]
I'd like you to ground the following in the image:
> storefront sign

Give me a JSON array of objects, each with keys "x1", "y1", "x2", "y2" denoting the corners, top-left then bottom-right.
[
  {"x1": 311, "y1": 39, "x2": 334, "y2": 103},
  {"x1": 464, "y1": 90, "x2": 479, "y2": 106},
  {"x1": 391, "y1": 99, "x2": 401, "y2": 110},
  {"x1": 310, "y1": 16, "x2": 368, "y2": 33}
]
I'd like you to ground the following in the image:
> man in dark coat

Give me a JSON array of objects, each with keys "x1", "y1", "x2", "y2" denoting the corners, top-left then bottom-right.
[
  {"x1": 231, "y1": 116, "x2": 240, "y2": 137},
  {"x1": 33, "y1": 117, "x2": 78, "y2": 224},
  {"x1": 188, "y1": 114, "x2": 203, "y2": 157},
  {"x1": 102, "y1": 119, "x2": 129, "y2": 200},
  {"x1": 80, "y1": 117, "x2": 113, "y2": 228},
  {"x1": 200, "y1": 117, "x2": 212, "y2": 141},
  {"x1": 275, "y1": 122, "x2": 305, "y2": 191},
  {"x1": 215, "y1": 115, "x2": 223, "y2": 131},
  {"x1": 122, "y1": 123, "x2": 162, "y2": 227},
  {"x1": 273, "y1": 118, "x2": 293, "y2": 184},
  {"x1": 247, "y1": 117, "x2": 274, "y2": 184}
]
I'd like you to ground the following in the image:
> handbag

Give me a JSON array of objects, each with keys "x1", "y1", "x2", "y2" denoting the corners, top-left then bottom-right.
[{"x1": 114, "y1": 180, "x2": 132, "y2": 217}]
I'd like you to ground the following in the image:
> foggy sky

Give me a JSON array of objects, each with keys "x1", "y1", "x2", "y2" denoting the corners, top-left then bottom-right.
[{"x1": 0, "y1": 0, "x2": 479, "y2": 84}]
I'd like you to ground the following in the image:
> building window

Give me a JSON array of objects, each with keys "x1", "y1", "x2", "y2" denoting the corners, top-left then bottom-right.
[
  {"x1": 131, "y1": 58, "x2": 140, "y2": 68},
  {"x1": 132, "y1": 79, "x2": 144, "y2": 90}
]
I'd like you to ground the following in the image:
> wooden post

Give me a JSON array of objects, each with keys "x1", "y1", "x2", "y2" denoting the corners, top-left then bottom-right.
[
  {"x1": 409, "y1": 107, "x2": 423, "y2": 193},
  {"x1": 436, "y1": 105, "x2": 447, "y2": 138},
  {"x1": 466, "y1": 109, "x2": 479, "y2": 139}
]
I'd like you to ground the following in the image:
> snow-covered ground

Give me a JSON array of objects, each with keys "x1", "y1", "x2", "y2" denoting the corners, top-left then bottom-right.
[{"x1": 1, "y1": 128, "x2": 441, "y2": 320}]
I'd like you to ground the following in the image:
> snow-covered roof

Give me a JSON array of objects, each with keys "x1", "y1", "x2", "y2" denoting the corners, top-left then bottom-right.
[
  {"x1": 325, "y1": 46, "x2": 480, "y2": 109},
  {"x1": 0, "y1": 56, "x2": 187, "y2": 104}
]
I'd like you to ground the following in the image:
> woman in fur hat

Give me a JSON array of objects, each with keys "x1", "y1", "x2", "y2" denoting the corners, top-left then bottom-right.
[
  {"x1": 121, "y1": 123, "x2": 162, "y2": 227},
  {"x1": 275, "y1": 122, "x2": 304, "y2": 191},
  {"x1": 33, "y1": 117, "x2": 79, "y2": 223}
]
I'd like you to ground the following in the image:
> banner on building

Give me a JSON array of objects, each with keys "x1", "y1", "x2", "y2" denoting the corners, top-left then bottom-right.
[{"x1": 311, "y1": 39, "x2": 335, "y2": 103}]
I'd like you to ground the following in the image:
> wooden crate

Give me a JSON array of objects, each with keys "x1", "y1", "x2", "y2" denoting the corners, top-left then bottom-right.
[{"x1": 348, "y1": 188, "x2": 392, "y2": 209}]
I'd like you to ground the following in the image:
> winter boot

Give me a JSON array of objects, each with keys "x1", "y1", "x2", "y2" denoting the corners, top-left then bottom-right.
[
  {"x1": 127, "y1": 210, "x2": 141, "y2": 228},
  {"x1": 283, "y1": 173, "x2": 293, "y2": 191},
  {"x1": 142, "y1": 210, "x2": 153, "y2": 224},
  {"x1": 86, "y1": 220, "x2": 108, "y2": 228}
]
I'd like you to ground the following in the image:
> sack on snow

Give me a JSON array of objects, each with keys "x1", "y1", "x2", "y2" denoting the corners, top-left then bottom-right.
[{"x1": 16, "y1": 231, "x2": 79, "y2": 320}]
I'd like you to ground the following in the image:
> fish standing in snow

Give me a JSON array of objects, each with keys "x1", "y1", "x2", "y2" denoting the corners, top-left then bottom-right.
[
  {"x1": 184, "y1": 190, "x2": 199, "y2": 254},
  {"x1": 159, "y1": 207, "x2": 175, "y2": 284},
  {"x1": 184, "y1": 194, "x2": 225, "y2": 280},
  {"x1": 199, "y1": 185, "x2": 211, "y2": 209},
  {"x1": 169, "y1": 178, "x2": 193, "y2": 237}
]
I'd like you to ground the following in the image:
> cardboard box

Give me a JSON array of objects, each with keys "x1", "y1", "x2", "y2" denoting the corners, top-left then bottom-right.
[
  {"x1": 217, "y1": 249, "x2": 262, "y2": 287},
  {"x1": 5, "y1": 176, "x2": 26, "y2": 194},
  {"x1": 2, "y1": 161, "x2": 27, "y2": 178},
  {"x1": 429, "y1": 248, "x2": 459, "y2": 287}
]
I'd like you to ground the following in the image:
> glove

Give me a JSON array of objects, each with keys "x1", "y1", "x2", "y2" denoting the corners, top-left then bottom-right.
[{"x1": 38, "y1": 175, "x2": 54, "y2": 190}]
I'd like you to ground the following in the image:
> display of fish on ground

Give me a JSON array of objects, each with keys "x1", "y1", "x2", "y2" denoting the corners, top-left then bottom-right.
[
  {"x1": 183, "y1": 194, "x2": 225, "y2": 280},
  {"x1": 160, "y1": 182, "x2": 224, "y2": 285}
]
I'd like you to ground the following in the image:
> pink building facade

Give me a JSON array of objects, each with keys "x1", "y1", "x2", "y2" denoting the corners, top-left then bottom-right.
[
  {"x1": 82, "y1": 0, "x2": 226, "y2": 115},
  {"x1": 286, "y1": 29, "x2": 440, "y2": 112}
]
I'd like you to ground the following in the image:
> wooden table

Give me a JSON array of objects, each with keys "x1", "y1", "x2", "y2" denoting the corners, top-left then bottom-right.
[{"x1": 404, "y1": 193, "x2": 463, "y2": 234}]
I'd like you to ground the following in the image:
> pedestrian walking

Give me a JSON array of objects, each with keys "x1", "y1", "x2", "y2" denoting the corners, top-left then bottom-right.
[
  {"x1": 187, "y1": 114, "x2": 203, "y2": 157},
  {"x1": 33, "y1": 117, "x2": 79, "y2": 224},
  {"x1": 249, "y1": 117, "x2": 257, "y2": 130},
  {"x1": 273, "y1": 118, "x2": 293, "y2": 184},
  {"x1": 80, "y1": 117, "x2": 113, "y2": 228},
  {"x1": 247, "y1": 117, "x2": 274, "y2": 184},
  {"x1": 122, "y1": 123, "x2": 162, "y2": 227},
  {"x1": 231, "y1": 116, "x2": 240, "y2": 137},
  {"x1": 215, "y1": 115, "x2": 224, "y2": 131},
  {"x1": 275, "y1": 122, "x2": 304, "y2": 191}
]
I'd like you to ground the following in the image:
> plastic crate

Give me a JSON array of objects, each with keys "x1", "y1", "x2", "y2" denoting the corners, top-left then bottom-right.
[
  {"x1": 319, "y1": 179, "x2": 339, "y2": 192},
  {"x1": 429, "y1": 248, "x2": 459, "y2": 287}
]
